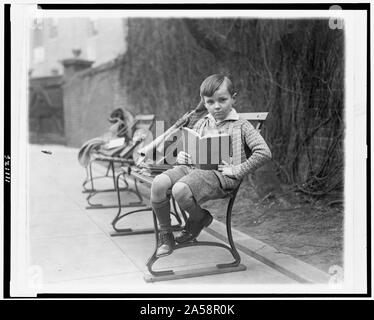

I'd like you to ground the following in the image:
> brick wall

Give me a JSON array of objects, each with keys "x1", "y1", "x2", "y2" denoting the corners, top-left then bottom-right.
[
  {"x1": 29, "y1": 75, "x2": 65, "y2": 144},
  {"x1": 62, "y1": 56, "x2": 136, "y2": 147}
]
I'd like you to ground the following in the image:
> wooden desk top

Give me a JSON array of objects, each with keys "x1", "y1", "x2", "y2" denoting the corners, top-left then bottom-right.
[{"x1": 130, "y1": 170, "x2": 155, "y2": 186}]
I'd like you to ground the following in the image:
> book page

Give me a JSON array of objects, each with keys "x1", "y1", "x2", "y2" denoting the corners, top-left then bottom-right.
[
  {"x1": 182, "y1": 127, "x2": 199, "y2": 164},
  {"x1": 200, "y1": 134, "x2": 230, "y2": 167}
]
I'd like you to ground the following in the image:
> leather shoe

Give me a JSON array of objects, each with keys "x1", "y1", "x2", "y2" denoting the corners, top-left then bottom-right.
[
  {"x1": 156, "y1": 231, "x2": 175, "y2": 257},
  {"x1": 175, "y1": 210, "x2": 213, "y2": 244}
]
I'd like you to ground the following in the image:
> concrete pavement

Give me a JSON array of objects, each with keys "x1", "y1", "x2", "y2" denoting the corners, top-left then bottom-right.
[{"x1": 27, "y1": 144, "x2": 330, "y2": 294}]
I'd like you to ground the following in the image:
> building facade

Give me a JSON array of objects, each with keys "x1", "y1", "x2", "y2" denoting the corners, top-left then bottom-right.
[{"x1": 29, "y1": 17, "x2": 127, "y2": 77}]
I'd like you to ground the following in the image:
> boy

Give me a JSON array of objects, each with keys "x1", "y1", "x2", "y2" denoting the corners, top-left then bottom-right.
[{"x1": 151, "y1": 74, "x2": 272, "y2": 257}]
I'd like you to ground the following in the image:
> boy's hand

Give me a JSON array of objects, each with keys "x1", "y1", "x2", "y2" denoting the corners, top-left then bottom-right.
[
  {"x1": 218, "y1": 160, "x2": 236, "y2": 178},
  {"x1": 177, "y1": 151, "x2": 192, "y2": 165}
]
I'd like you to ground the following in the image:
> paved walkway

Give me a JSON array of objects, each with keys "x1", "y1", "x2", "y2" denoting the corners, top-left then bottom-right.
[{"x1": 28, "y1": 144, "x2": 329, "y2": 294}]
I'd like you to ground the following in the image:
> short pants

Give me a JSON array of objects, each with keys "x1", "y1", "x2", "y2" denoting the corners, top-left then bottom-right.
[{"x1": 162, "y1": 165, "x2": 240, "y2": 205}]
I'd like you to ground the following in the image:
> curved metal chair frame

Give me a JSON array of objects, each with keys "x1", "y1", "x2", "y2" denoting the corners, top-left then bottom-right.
[
  {"x1": 110, "y1": 167, "x2": 187, "y2": 237},
  {"x1": 83, "y1": 114, "x2": 155, "y2": 209},
  {"x1": 142, "y1": 112, "x2": 268, "y2": 282},
  {"x1": 82, "y1": 160, "x2": 112, "y2": 193},
  {"x1": 144, "y1": 183, "x2": 246, "y2": 282},
  {"x1": 105, "y1": 112, "x2": 267, "y2": 281},
  {"x1": 84, "y1": 157, "x2": 143, "y2": 209},
  {"x1": 82, "y1": 152, "x2": 135, "y2": 193}
]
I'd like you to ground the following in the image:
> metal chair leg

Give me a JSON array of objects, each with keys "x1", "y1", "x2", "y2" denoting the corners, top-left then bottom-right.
[
  {"x1": 89, "y1": 160, "x2": 95, "y2": 192},
  {"x1": 145, "y1": 210, "x2": 174, "y2": 276},
  {"x1": 110, "y1": 172, "x2": 153, "y2": 235},
  {"x1": 144, "y1": 185, "x2": 246, "y2": 282},
  {"x1": 82, "y1": 159, "x2": 106, "y2": 193},
  {"x1": 82, "y1": 167, "x2": 91, "y2": 192},
  {"x1": 86, "y1": 169, "x2": 145, "y2": 209},
  {"x1": 110, "y1": 182, "x2": 183, "y2": 237},
  {"x1": 216, "y1": 190, "x2": 241, "y2": 268},
  {"x1": 133, "y1": 178, "x2": 143, "y2": 204},
  {"x1": 82, "y1": 160, "x2": 116, "y2": 193},
  {"x1": 111, "y1": 161, "x2": 117, "y2": 190}
]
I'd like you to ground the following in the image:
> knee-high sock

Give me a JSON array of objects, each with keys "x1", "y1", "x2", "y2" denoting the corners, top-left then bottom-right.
[
  {"x1": 176, "y1": 186, "x2": 207, "y2": 222},
  {"x1": 151, "y1": 198, "x2": 171, "y2": 230}
]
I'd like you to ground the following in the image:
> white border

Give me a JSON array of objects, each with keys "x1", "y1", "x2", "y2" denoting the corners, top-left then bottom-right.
[
  {"x1": 0, "y1": 2, "x2": 5, "y2": 301},
  {"x1": 9, "y1": 4, "x2": 368, "y2": 296}
]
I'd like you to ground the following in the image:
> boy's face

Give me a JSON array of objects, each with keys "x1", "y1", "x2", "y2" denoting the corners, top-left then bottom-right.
[{"x1": 203, "y1": 84, "x2": 235, "y2": 121}]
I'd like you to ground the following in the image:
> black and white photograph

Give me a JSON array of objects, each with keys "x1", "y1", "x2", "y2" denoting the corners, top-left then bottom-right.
[{"x1": 4, "y1": 2, "x2": 369, "y2": 298}]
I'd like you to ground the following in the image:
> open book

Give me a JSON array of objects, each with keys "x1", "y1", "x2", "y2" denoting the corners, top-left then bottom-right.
[{"x1": 181, "y1": 127, "x2": 231, "y2": 170}]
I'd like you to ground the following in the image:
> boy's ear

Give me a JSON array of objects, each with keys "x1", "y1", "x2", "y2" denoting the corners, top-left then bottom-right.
[{"x1": 232, "y1": 92, "x2": 237, "y2": 100}]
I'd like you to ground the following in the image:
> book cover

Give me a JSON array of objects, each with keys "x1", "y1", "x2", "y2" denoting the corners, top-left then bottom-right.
[{"x1": 181, "y1": 128, "x2": 230, "y2": 170}]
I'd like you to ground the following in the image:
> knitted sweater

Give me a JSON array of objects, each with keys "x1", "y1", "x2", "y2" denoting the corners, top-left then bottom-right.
[{"x1": 193, "y1": 108, "x2": 272, "y2": 189}]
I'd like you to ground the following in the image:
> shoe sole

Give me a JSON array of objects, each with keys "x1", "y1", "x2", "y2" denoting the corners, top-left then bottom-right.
[
  {"x1": 155, "y1": 244, "x2": 175, "y2": 258},
  {"x1": 155, "y1": 250, "x2": 173, "y2": 258}
]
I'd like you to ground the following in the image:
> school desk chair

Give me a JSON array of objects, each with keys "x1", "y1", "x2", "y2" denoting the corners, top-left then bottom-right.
[
  {"x1": 144, "y1": 112, "x2": 269, "y2": 282},
  {"x1": 83, "y1": 114, "x2": 155, "y2": 209}
]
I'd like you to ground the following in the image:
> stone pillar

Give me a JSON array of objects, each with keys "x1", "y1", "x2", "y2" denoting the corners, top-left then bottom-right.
[
  {"x1": 61, "y1": 48, "x2": 94, "y2": 81},
  {"x1": 60, "y1": 49, "x2": 94, "y2": 147}
]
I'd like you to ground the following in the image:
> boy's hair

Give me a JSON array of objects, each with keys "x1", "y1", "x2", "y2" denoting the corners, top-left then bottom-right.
[{"x1": 200, "y1": 74, "x2": 235, "y2": 98}]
